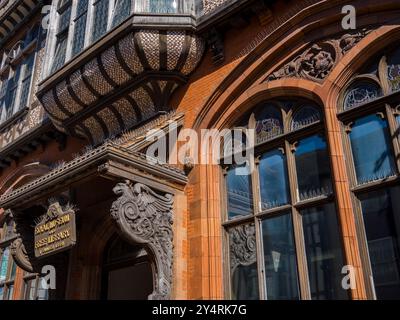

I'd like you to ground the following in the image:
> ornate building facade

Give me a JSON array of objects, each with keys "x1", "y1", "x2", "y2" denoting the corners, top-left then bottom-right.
[{"x1": 0, "y1": 0, "x2": 400, "y2": 300}]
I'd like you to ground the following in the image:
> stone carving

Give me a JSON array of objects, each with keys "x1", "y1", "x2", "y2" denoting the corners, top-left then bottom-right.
[
  {"x1": 229, "y1": 223, "x2": 256, "y2": 272},
  {"x1": 111, "y1": 180, "x2": 174, "y2": 300},
  {"x1": 267, "y1": 29, "x2": 372, "y2": 82},
  {"x1": 10, "y1": 237, "x2": 33, "y2": 272}
]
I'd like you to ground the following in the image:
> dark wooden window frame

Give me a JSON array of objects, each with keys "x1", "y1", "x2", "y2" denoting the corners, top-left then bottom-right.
[
  {"x1": 221, "y1": 98, "x2": 346, "y2": 300},
  {"x1": 337, "y1": 48, "x2": 400, "y2": 299}
]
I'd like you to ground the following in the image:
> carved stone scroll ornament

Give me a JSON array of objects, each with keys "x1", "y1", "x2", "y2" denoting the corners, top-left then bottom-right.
[
  {"x1": 110, "y1": 181, "x2": 174, "y2": 300},
  {"x1": 267, "y1": 28, "x2": 372, "y2": 82},
  {"x1": 10, "y1": 237, "x2": 33, "y2": 272},
  {"x1": 230, "y1": 223, "x2": 257, "y2": 272}
]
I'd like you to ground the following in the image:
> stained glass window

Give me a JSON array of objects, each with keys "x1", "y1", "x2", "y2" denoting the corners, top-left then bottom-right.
[
  {"x1": 291, "y1": 106, "x2": 321, "y2": 131},
  {"x1": 344, "y1": 82, "x2": 381, "y2": 110},
  {"x1": 387, "y1": 48, "x2": 400, "y2": 93},
  {"x1": 254, "y1": 105, "x2": 283, "y2": 143}
]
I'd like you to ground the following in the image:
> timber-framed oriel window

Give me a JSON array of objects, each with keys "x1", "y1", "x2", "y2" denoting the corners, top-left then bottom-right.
[
  {"x1": 44, "y1": 0, "x2": 188, "y2": 76},
  {"x1": 222, "y1": 98, "x2": 349, "y2": 300},
  {"x1": 339, "y1": 46, "x2": 400, "y2": 300},
  {"x1": 0, "y1": 25, "x2": 38, "y2": 124}
]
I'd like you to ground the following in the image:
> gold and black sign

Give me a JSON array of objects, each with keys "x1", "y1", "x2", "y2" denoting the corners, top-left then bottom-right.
[{"x1": 34, "y1": 202, "x2": 76, "y2": 258}]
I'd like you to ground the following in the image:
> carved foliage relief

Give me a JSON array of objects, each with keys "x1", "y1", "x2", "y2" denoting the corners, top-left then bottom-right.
[
  {"x1": 111, "y1": 180, "x2": 174, "y2": 300},
  {"x1": 267, "y1": 29, "x2": 372, "y2": 83},
  {"x1": 229, "y1": 223, "x2": 257, "y2": 272}
]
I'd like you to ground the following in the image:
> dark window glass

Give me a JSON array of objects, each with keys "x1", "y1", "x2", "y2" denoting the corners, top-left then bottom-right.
[
  {"x1": 302, "y1": 204, "x2": 348, "y2": 300},
  {"x1": 0, "y1": 286, "x2": 3, "y2": 300},
  {"x1": 360, "y1": 188, "x2": 400, "y2": 299},
  {"x1": 262, "y1": 214, "x2": 299, "y2": 300},
  {"x1": 92, "y1": 0, "x2": 110, "y2": 43},
  {"x1": 349, "y1": 114, "x2": 396, "y2": 185},
  {"x1": 294, "y1": 135, "x2": 332, "y2": 201},
  {"x1": 344, "y1": 82, "x2": 381, "y2": 110},
  {"x1": 259, "y1": 149, "x2": 290, "y2": 210},
  {"x1": 112, "y1": 0, "x2": 131, "y2": 28},
  {"x1": 226, "y1": 165, "x2": 253, "y2": 219},
  {"x1": 291, "y1": 106, "x2": 321, "y2": 131},
  {"x1": 229, "y1": 223, "x2": 259, "y2": 300}
]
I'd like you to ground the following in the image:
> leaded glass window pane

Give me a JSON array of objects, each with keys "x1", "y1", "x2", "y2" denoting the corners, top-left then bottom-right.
[
  {"x1": 229, "y1": 223, "x2": 259, "y2": 300},
  {"x1": 51, "y1": 3, "x2": 71, "y2": 73},
  {"x1": 344, "y1": 82, "x2": 382, "y2": 110},
  {"x1": 349, "y1": 114, "x2": 396, "y2": 185},
  {"x1": 92, "y1": 0, "x2": 110, "y2": 43},
  {"x1": 360, "y1": 187, "x2": 400, "y2": 299},
  {"x1": 72, "y1": 0, "x2": 89, "y2": 57},
  {"x1": 262, "y1": 214, "x2": 299, "y2": 300},
  {"x1": 302, "y1": 203, "x2": 348, "y2": 300},
  {"x1": 291, "y1": 106, "x2": 321, "y2": 131},
  {"x1": 259, "y1": 149, "x2": 290, "y2": 210},
  {"x1": 149, "y1": 0, "x2": 178, "y2": 13},
  {"x1": 226, "y1": 164, "x2": 253, "y2": 219},
  {"x1": 0, "y1": 247, "x2": 10, "y2": 282},
  {"x1": 254, "y1": 105, "x2": 283, "y2": 143},
  {"x1": 112, "y1": 0, "x2": 131, "y2": 28},
  {"x1": 388, "y1": 47, "x2": 400, "y2": 93},
  {"x1": 18, "y1": 53, "x2": 35, "y2": 110},
  {"x1": 294, "y1": 135, "x2": 332, "y2": 201}
]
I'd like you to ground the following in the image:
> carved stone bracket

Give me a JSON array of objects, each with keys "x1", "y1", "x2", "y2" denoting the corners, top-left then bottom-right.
[
  {"x1": 267, "y1": 28, "x2": 372, "y2": 83},
  {"x1": 110, "y1": 180, "x2": 174, "y2": 300}
]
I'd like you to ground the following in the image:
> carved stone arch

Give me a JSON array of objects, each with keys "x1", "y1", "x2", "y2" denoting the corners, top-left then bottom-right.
[{"x1": 110, "y1": 180, "x2": 174, "y2": 300}]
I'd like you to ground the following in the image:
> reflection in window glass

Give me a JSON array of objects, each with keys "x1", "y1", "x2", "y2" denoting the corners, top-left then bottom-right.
[
  {"x1": 360, "y1": 188, "x2": 400, "y2": 299},
  {"x1": 302, "y1": 204, "x2": 348, "y2": 300},
  {"x1": 226, "y1": 165, "x2": 253, "y2": 219},
  {"x1": 349, "y1": 115, "x2": 396, "y2": 185},
  {"x1": 92, "y1": 0, "x2": 110, "y2": 43},
  {"x1": 262, "y1": 214, "x2": 299, "y2": 300},
  {"x1": 229, "y1": 224, "x2": 259, "y2": 300},
  {"x1": 259, "y1": 150, "x2": 290, "y2": 210},
  {"x1": 149, "y1": 0, "x2": 178, "y2": 13},
  {"x1": 0, "y1": 286, "x2": 3, "y2": 300},
  {"x1": 5, "y1": 284, "x2": 13, "y2": 299},
  {"x1": 25, "y1": 278, "x2": 37, "y2": 300},
  {"x1": 112, "y1": 0, "x2": 131, "y2": 27},
  {"x1": 72, "y1": 0, "x2": 89, "y2": 57},
  {"x1": 0, "y1": 247, "x2": 10, "y2": 282},
  {"x1": 294, "y1": 135, "x2": 332, "y2": 201},
  {"x1": 37, "y1": 278, "x2": 49, "y2": 300}
]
